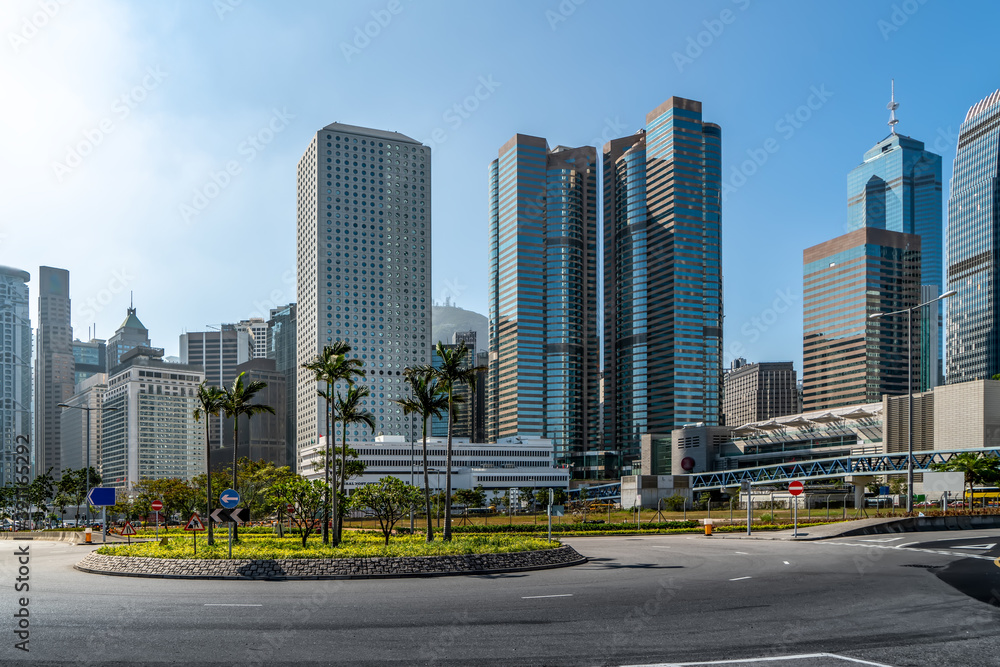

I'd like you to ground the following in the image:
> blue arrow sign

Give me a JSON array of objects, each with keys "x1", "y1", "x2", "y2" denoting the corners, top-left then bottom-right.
[
  {"x1": 219, "y1": 489, "x2": 240, "y2": 509},
  {"x1": 87, "y1": 487, "x2": 116, "y2": 507}
]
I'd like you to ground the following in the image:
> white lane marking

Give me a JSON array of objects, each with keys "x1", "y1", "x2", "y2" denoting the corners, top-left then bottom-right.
[
  {"x1": 858, "y1": 537, "x2": 904, "y2": 543},
  {"x1": 729, "y1": 576, "x2": 751, "y2": 581},
  {"x1": 620, "y1": 650, "x2": 895, "y2": 665},
  {"x1": 650, "y1": 546, "x2": 672, "y2": 549},
  {"x1": 204, "y1": 604, "x2": 263, "y2": 607},
  {"x1": 734, "y1": 551, "x2": 749, "y2": 555},
  {"x1": 783, "y1": 561, "x2": 790, "y2": 565},
  {"x1": 952, "y1": 543, "x2": 997, "y2": 550},
  {"x1": 521, "y1": 594, "x2": 573, "y2": 599},
  {"x1": 825, "y1": 541, "x2": 996, "y2": 561}
]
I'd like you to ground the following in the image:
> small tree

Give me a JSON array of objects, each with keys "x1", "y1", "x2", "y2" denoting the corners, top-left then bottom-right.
[
  {"x1": 664, "y1": 494, "x2": 686, "y2": 512},
  {"x1": 267, "y1": 476, "x2": 331, "y2": 547},
  {"x1": 351, "y1": 477, "x2": 423, "y2": 545}
]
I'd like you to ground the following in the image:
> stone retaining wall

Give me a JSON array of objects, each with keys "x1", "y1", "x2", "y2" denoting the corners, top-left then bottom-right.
[{"x1": 75, "y1": 544, "x2": 585, "y2": 580}]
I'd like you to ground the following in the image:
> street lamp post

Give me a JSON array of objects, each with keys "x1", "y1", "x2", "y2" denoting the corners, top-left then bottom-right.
[
  {"x1": 869, "y1": 289, "x2": 956, "y2": 513},
  {"x1": 58, "y1": 402, "x2": 119, "y2": 524}
]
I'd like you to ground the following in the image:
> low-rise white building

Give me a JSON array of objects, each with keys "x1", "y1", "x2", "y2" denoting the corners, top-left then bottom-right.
[{"x1": 300, "y1": 434, "x2": 570, "y2": 494}]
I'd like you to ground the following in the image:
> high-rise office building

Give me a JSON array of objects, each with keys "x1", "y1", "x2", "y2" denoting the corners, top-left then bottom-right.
[
  {"x1": 59, "y1": 373, "x2": 106, "y2": 473},
  {"x1": 267, "y1": 303, "x2": 297, "y2": 472},
  {"x1": 296, "y1": 123, "x2": 431, "y2": 469},
  {"x1": 179, "y1": 325, "x2": 252, "y2": 450},
  {"x1": 0, "y1": 266, "x2": 32, "y2": 485},
  {"x1": 106, "y1": 304, "x2": 151, "y2": 372},
  {"x1": 487, "y1": 135, "x2": 599, "y2": 474},
  {"x1": 35, "y1": 266, "x2": 74, "y2": 479},
  {"x1": 847, "y1": 88, "x2": 943, "y2": 389},
  {"x1": 947, "y1": 89, "x2": 1000, "y2": 383},
  {"x1": 803, "y1": 227, "x2": 921, "y2": 411},
  {"x1": 72, "y1": 339, "x2": 106, "y2": 388},
  {"x1": 723, "y1": 359, "x2": 799, "y2": 427},
  {"x1": 101, "y1": 346, "x2": 204, "y2": 489},
  {"x1": 603, "y1": 98, "x2": 723, "y2": 478},
  {"x1": 214, "y1": 358, "x2": 286, "y2": 469},
  {"x1": 474, "y1": 349, "x2": 488, "y2": 444},
  {"x1": 238, "y1": 317, "x2": 269, "y2": 359},
  {"x1": 431, "y1": 341, "x2": 475, "y2": 439}
]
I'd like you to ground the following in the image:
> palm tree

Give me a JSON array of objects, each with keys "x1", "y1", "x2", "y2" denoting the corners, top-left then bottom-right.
[
  {"x1": 193, "y1": 382, "x2": 226, "y2": 545},
  {"x1": 220, "y1": 371, "x2": 274, "y2": 541},
  {"x1": 396, "y1": 369, "x2": 449, "y2": 541},
  {"x1": 333, "y1": 384, "x2": 376, "y2": 540},
  {"x1": 302, "y1": 341, "x2": 364, "y2": 545},
  {"x1": 411, "y1": 341, "x2": 484, "y2": 541}
]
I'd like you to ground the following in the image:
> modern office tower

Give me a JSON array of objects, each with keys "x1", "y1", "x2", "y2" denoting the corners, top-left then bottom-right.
[
  {"x1": 179, "y1": 325, "x2": 252, "y2": 449},
  {"x1": 296, "y1": 122, "x2": 431, "y2": 469},
  {"x1": 722, "y1": 359, "x2": 799, "y2": 427},
  {"x1": 603, "y1": 98, "x2": 723, "y2": 478},
  {"x1": 213, "y1": 358, "x2": 286, "y2": 469},
  {"x1": 59, "y1": 373, "x2": 107, "y2": 472},
  {"x1": 487, "y1": 134, "x2": 599, "y2": 474},
  {"x1": 803, "y1": 228, "x2": 921, "y2": 411},
  {"x1": 72, "y1": 339, "x2": 106, "y2": 388},
  {"x1": 431, "y1": 342, "x2": 475, "y2": 438},
  {"x1": 106, "y1": 304, "x2": 151, "y2": 372},
  {"x1": 847, "y1": 88, "x2": 943, "y2": 389},
  {"x1": 238, "y1": 317, "x2": 269, "y2": 359},
  {"x1": 35, "y1": 266, "x2": 74, "y2": 480},
  {"x1": 474, "y1": 350, "x2": 488, "y2": 444},
  {"x1": 267, "y1": 303, "x2": 297, "y2": 472},
  {"x1": 100, "y1": 346, "x2": 204, "y2": 489},
  {"x1": 452, "y1": 330, "x2": 477, "y2": 352},
  {"x1": 0, "y1": 266, "x2": 32, "y2": 485},
  {"x1": 947, "y1": 89, "x2": 1000, "y2": 383}
]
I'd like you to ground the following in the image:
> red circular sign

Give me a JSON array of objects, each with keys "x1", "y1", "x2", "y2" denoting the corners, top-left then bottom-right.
[
  {"x1": 150, "y1": 500, "x2": 163, "y2": 511},
  {"x1": 681, "y1": 457, "x2": 696, "y2": 472},
  {"x1": 286, "y1": 504, "x2": 295, "y2": 514},
  {"x1": 788, "y1": 481, "x2": 804, "y2": 496}
]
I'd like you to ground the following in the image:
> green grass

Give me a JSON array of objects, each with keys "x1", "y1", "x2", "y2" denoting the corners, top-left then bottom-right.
[{"x1": 95, "y1": 531, "x2": 558, "y2": 560}]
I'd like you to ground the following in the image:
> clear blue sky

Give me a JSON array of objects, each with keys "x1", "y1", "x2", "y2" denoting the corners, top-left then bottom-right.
[{"x1": 1, "y1": 0, "x2": 996, "y2": 371}]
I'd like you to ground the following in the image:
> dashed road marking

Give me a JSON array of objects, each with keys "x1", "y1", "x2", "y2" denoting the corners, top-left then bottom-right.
[
  {"x1": 783, "y1": 561, "x2": 790, "y2": 565},
  {"x1": 620, "y1": 650, "x2": 895, "y2": 665},
  {"x1": 204, "y1": 604, "x2": 262, "y2": 607},
  {"x1": 734, "y1": 551, "x2": 749, "y2": 555},
  {"x1": 729, "y1": 576, "x2": 751, "y2": 581},
  {"x1": 522, "y1": 594, "x2": 573, "y2": 599}
]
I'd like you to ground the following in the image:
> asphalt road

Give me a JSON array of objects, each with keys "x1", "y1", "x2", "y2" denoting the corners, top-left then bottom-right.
[{"x1": 2, "y1": 530, "x2": 999, "y2": 666}]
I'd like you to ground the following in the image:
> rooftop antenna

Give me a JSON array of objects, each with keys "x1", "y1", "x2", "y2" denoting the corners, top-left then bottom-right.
[{"x1": 888, "y1": 79, "x2": 899, "y2": 135}]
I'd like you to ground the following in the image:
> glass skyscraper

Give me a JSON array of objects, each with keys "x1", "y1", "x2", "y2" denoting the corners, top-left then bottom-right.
[
  {"x1": 947, "y1": 89, "x2": 1000, "y2": 383},
  {"x1": 487, "y1": 135, "x2": 599, "y2": 474},
  {"x1": 0, "y1": 266, "x2": 31, "y2": 484},
  {"x1": 603, "y1": 97, "x2": 723, "y2": 477},
  {"x1": 847, "y1": 133, "x2": 943, "y2": 389}
]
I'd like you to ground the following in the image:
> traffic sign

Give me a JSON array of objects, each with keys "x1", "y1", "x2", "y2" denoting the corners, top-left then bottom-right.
[
  {"x1": 87, "y1": 487, "x2": 116, "y2": 507},
  {"x1": 211, "y1": 508, "x2": 249, "y2": 524},
  {"x1": 184, "y1": 513, "x2": 206, "y2": 531},
  {"x1": 219, "y1": 488, "x2": 240, "y2": 509},
  {"x1": 286, "y1": 504, "x2": 295, "y2": 514},
  {"x1": 740, "y1": 480, "x2": 751, "y2": 493},
  {"x1": 150, "y1": 500, "x2": 163, "y2": 512},
  {"x1": 789, "y1": 481, "x2": 804, "y2": 496},
  {"x1": 120, "y1": 522, "x2": 136, "y2": 536}
]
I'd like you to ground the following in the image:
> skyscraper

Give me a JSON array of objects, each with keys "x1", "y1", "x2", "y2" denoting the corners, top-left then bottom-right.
[
  {"x1": 847, "y1": 87, "x2": 943, "y2": 388},
  {"x1": 947, "y1": 89, "x2": 1000, "y2": 383},
  {"x1": 296, "y1": 123, "x2": 430, "y2": 469},
  {"x1": 267, "y1": 303, "x2": 297, "y2": 472},
  {"x1": 723, "y1": 359, "x2": 799, "y2": 427},
  {"x1": 180, "y1": 325, "x2": 252, "y2": 450},
  {"x1": 238, "y1": 317, "x2": 269, "y2": 359},
  {"x1": 603, "y1": 98, "x2": 723, "y2": 478},
  {"x1": 487, "y1": 135, "x2": 599, "y2": 473},
  {"x1": 72, "y1": 338, "x2": 106, "y2": 388},
  {"x1": 0, "y1": 266, "x2": 31, "y2": 485},
  {"x1": 106, "y1": 304, "x2": 151, "y2": 372},
  {"x1": 803, "y1": 228, "x2": 921, "y2": 411},
  {"x1": 35, "y1": 266, "x2": 74, "y2": 479}
]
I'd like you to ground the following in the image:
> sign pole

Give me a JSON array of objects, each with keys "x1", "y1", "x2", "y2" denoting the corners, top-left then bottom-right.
[
  {"x1": 155, "y1": 511, "x2": 159, "y2": 540},
  {"x1": 794, "y1": 495, "x2": 798, "y2": 538},
  {"x1": 548, "y1": 489, "x2": 553, "y2": 543},
  {"x1": 102, "y1": 507, "x2": 106, "y2": 544},
  {"x1": 228, "y1": 522, "x2": 233, "y2": 559}
]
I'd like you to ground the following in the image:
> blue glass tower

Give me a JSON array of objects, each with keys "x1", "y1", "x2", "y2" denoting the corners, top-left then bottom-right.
[
  {"x1": 946, "y1": 90, "x2": 1000, "y2": 383},
  {"x1": 847, "y1": 118, "x2": 942, "y2": 389}
]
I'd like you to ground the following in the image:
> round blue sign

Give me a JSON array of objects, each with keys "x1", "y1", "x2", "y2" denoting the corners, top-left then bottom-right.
[{"x1": 219, "y1": 488, "x2": 240, "y2": 509}]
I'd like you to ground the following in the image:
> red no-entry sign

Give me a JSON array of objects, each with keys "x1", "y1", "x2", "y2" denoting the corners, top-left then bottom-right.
[
  {"x1": 286, "y1": 504, "x2": 295, "y2": 514},
  {"x1": 789, "y1": 481, "x2": 804, "y2": 496},
  {"x1": 151, "y1": 500, "x2": 163, "y2": 512}
]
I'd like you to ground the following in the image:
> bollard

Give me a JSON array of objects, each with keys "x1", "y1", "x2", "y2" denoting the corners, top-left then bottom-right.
[
  {"x1": 85, "y1": 527, "x2": 92, "y2": 543},
  {"x1": 703, "y1": 518, "x2": 713, "y2": 536}
]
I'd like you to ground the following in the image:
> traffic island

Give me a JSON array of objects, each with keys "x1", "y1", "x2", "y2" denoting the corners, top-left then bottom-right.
[{"x1": 74, "y1": 544, "x2": 586, "y2": 580}]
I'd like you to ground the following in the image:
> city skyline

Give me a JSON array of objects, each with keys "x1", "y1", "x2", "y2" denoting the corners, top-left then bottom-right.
[{"x1": 4, "y1": 1, "x2": 998, "y2": 375}]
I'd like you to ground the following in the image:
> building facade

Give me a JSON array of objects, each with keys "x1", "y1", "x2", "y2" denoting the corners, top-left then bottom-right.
[
  {"x1": 180, "y1": 325, "x2": 252, "y2": 450},
  {"x1": 487, "y1": 135, "x2": 599, "y2": 474},
  {"x1": 59, "y1": 373, "x2": 107, "y2": 473},
  {"x1": 238, "y1": 317, "x2": 269, "y2": 359},
  {"x1": 723, "y1": 359, "x2": 799, "y2": 427},
  {"x1": 106, "y1": 305, "x2": 151, "y2": 372},
  {"x1": 101, "y1": 347, "x2": 204, "y2": 489},
  {"x1": 431, "y1": 341, "x2": 475, "y2": 439},
  {"x1": 296, "y1": 123, "x2": 431, "y2": 470},
  {"x1": 267, "y1": 303, "x2": 297, "y2": 471},
  {"x1": 213, "y1": 358, "x2": 287, "y2": 470},
  {"x1": 847, "y1": 126, "x2": 943, "y2": 389},
  {"x1": 72, "y1": 338, "x2": 106, "y2": 389},
  {"x1": 35, "y1": 266, "x2": 74, "y2": 480},
  {"x1": 803, "y1": 227, "x2": 922, "y2": 412},
  {"x1": 947, "y1": 90, "x2": 1000, "y2": 384},
  {"x1": 603, "y1": 98, "x2": 723, "y2": 478},
  {"x1": 0, "y1": 266, "x2": 31, "y2": 485}
]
